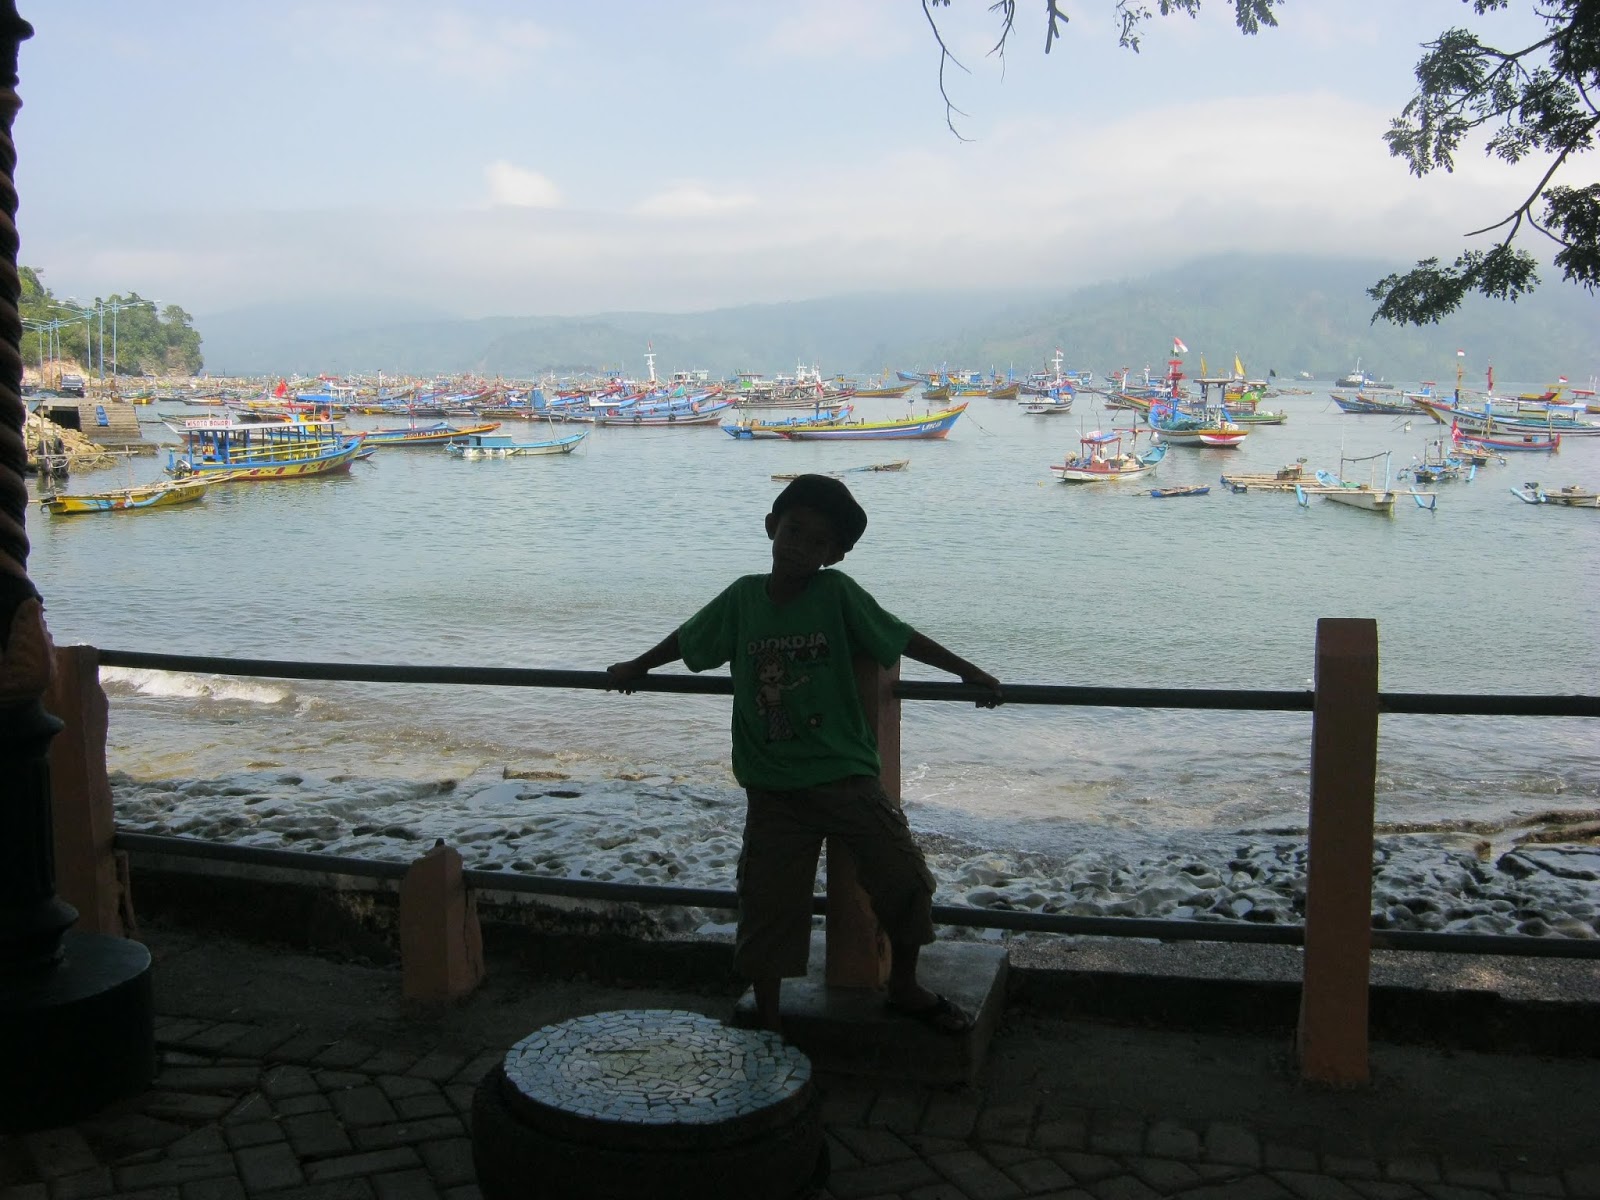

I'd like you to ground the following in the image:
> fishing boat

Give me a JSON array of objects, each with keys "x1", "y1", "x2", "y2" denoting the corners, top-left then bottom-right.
[
  {"x1": 1149, "y1": 485, "x2": 1209, "y2": 498},
  {"x1": 1330, "y1": 391, "x2": 1421, "y2": 416},
  {"x1": 1022, "y1": 393, "x2": 1074, "y2": 416},
  {"x1": 39, "y1": 476, "x2": 209, "y2": 515},
  {"x1": 771, "y1": 460, "x2": 910, "y2": 481},
  {"x1": 1219, "y1": 459, "x2": 1310, "y2": 493},
  {"x1": 166, "y1": 417, "x2": 364, "y2": 481},
  {"x1": 444, "y1": 430, "x2": 587, "y2": 458},
  {"x1": 363, "y1": 420, "x2": 501, "y2": 447},
  {"x1": 721, "y1": 405, "x2": 854, "y2": 439},
  {"x1": 1451, "y1": 422, "x2": 1560, "y2": 454},
  {"x1": 986, "y1": 381, "x2": 1021, "y2": 400},
  {"x1": 1399, "y1": 438, "x2": 1476, "y2": 484},
  {"x1": 593, "y1": 394, "x2": 735, "y2": 427},
  {"x1": 779, "y1": 404, "x2": 968, "y2": 441},
  {"x1": 851, "y1": 381, "x2": 916, "y2": 398},
  {"x1": 1294, "y1": 451, "x2": 1401, "y2": 514},
  {"x1": 1510, "y1": 482, "x2": 1600, "y2": 507},
  {"x1": 1049, "y1": 430, "x2": 1166, "y2": 483}
]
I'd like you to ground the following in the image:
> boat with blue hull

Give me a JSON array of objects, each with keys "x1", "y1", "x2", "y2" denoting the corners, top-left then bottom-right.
[
  {"x1": 166, "y1": 418, "x2": 365, "y2": 481},
  {"x1": 444, "y1": 430, "x2": 587, "y2": 458}
]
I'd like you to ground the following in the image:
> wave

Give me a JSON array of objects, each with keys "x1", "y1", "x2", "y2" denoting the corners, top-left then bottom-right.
[{"x1": 100, "y1": 666, "x2": 295, "y2": 707}]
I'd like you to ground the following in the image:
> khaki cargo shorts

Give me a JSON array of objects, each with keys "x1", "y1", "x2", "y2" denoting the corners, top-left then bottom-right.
[{"x1": 735, "y1": 774, "x2": 937, "y2": 980}]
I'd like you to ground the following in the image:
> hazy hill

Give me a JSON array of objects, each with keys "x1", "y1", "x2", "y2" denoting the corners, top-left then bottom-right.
[{"x1": 196, "y1": 255, "x2": 1600, "y2": 383}]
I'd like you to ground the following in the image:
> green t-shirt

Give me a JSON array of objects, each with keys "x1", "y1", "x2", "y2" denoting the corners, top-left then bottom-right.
[{"x1": 677, "y1": 570, "x2": 914, "y2": 790}]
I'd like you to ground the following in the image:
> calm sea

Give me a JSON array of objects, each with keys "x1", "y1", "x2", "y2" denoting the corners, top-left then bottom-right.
[{"x1": 23, "y1": 385, "x2": 1600, "y2": 862}]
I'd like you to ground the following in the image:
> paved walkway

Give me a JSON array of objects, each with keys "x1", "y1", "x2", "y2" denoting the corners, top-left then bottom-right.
[{"x1": 3, "y1": 923, "x2": 1599, "y2": 1200}]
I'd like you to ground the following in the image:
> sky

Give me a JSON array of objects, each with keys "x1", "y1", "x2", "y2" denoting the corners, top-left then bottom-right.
[{"x1": 14, "y1": 1, "x2": 1593, "y2": 322}]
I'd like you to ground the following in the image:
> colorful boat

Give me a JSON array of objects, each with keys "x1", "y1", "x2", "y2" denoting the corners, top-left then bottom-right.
[
  {"x1": 1294, "y1": 452, "x2": 1399, "y2": 514},
  {"x1": 363, "y1": 420, "x2": 501, "y2": 447},
  {"x1": 167, "y1": 417, "x2": 364, "y2": 481},
  {"x1": 722, "y1": 405, "x2": 855, "y2": 439},
  {"x1": 444, "y1": 430, "x2": 587, "y2": 458},
  {"x1": 778, "y1": 404, "x2": 968, "y2": 441},
  {"x1": 1452, "y1": 422, "x2": 1560, "y2": 454},
  {"x1": 593, "y1": 395, "x2": 735, "y2": 427},
  {"x1": 40, "y1": 476, "x2": 209, "y2": 515},
  {"x1": 1049, "y1": 430, "x2": 1166, "y2": 483},
  {"x1": 1329, "y1": 391, "x2": 1421, "y2": 416}
]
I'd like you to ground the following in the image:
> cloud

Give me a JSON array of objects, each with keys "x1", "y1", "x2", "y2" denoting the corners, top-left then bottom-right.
[
  {"x1": 633, "y1": 184, "x2": 756, "y2": 218},
  {"x1": 485, "y1": 162, "x2": 562, "y2": 209}
]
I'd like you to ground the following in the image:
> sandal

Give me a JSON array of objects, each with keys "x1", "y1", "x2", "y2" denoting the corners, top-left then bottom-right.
[{"x1": 884, "y1": 992, "x2": 973, "y2": 1035}]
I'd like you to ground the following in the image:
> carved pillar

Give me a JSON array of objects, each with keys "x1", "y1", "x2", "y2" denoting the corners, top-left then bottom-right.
[{"x1": 0, "y1": 5, "x2": 155, "y2": 1132}]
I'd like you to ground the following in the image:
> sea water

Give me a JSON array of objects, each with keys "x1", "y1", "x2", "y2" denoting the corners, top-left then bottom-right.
[{"x1": 22, "y1": 386, "x2": 1600, "y2": 925}]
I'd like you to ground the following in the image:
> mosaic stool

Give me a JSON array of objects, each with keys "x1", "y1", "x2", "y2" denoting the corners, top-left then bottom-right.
[{"x1": 472, "y1": 1009, "x2": 825, "y2": 1200}]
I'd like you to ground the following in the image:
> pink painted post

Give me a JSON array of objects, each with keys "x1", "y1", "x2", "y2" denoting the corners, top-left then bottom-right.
[
  {"x1": 45, "y1": 644, "x2": 133, "y2": 937},
  {"x1": 1296, "y1": 618, "x2": 1380, "y2": 1085},
  {"x1": 399, "y1": 840, "x2": 485, "y2": 1006},
  {"x1": 823, "y1": 657, "x2": 900, "y2": 987}
]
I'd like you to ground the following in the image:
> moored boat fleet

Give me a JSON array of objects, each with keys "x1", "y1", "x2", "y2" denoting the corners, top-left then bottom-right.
[{"x1": 31, "y1": 349, "x2": 1597, "y2": 519}]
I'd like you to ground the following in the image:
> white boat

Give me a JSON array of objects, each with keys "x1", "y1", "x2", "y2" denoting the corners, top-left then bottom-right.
[
  {"x1": 1295, "y1": 451, "x2": 1399, "y2": 514},
  {"x1": 1050, "y1": 430, "x2": 1165, "y2": 483}
]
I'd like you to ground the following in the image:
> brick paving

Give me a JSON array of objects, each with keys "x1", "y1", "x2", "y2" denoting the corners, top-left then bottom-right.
[{"x1": 3, "y1": 931, "x2": 1599, "y2": 1200}]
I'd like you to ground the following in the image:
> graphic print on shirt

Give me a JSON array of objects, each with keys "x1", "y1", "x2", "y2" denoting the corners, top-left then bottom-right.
[{"x1": 749, "y1": 635, "x2": 827, "y2": 742}]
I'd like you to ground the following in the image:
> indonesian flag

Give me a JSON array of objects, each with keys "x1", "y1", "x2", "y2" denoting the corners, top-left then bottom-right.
[
  {"x1": 1456, "y1": 349, "x2": 1466, "y2": 358},
  {"x1": 1173, "y1": 337, "x2": 1189, "y2": 354},
  {"x1": 1558, "y1": 376, "x2": 1569, "y2": 384}
]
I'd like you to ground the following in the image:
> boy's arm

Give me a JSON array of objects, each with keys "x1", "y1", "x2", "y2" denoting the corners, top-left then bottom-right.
[
  {"x1": 903, "y1": 630, "x2": 1003, "y2": 708},
  {"x1": 606, "y1": 631, "x2": 682, "y2": 693}
]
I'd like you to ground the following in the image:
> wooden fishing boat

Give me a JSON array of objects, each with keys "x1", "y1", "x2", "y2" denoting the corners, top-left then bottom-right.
[
  {"x1": 40, "y1": 476, "x2": 209, "y2": 515},
  {"x1": 986, "y1": 382, "x2": 1021, "y2": 399},
  {"x1": 363, "y1": 420, "x2": 501, "y2": 447},
  {"x1": 722, "y1": 405, "x2": 854, "y2": 439},
  {"x1": 593, "y1": 396, "x2": 735, "y2": 427},
  {"x1": 1451, "y1": 422, "x2": 1560, "y2": 453},
  {"x1": 1510, "y1": 482, "x2": 1600, "y2": 507},
  {"x1": 851, "y1": 381, "x2": 916, "y2": 398},
  {"x1": 779, "y1": 404, "x2": 968, "y2": 441},
  {"x1": 1330, "y1": 391, "x2": 1423, "y2": 415},
  {"x1": 444, "y1": 430, "x2": 587, "y2": 458},
  {"x1": 1295, "y1": 452, "x2": 1400, "y2": 514},
  {"x1": 1218, "y1": 460, "x2": 1309, "y2": 492},
  {"x1": 921, "y1": 384, "x2": 954, "y2": 402},
  {"x1": 167, "y1": 417, "x2": 364, "y2": 481},
  {"x1": 1149, "y1": 485, "x2": 1209, "y2": 498},
  {"x1": 771, "y1": 460, "x2": 910, "y2": 481},
  {"x1": 1050, "y1": 430, "x2": 1166, "y2": 483}
]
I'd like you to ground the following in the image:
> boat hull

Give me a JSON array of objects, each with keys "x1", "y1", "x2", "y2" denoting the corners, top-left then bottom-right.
[
  {"x1": 780, "y1": 404, "x2": 967, "y2": 440},
  {"x1": 42, "y1": 478, "x2": 209, "y2": 515}
]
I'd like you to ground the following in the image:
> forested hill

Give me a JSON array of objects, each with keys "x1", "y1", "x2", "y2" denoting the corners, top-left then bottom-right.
[{"x1": 199, "y1": 254, "x2": 1600, "y2": 382}]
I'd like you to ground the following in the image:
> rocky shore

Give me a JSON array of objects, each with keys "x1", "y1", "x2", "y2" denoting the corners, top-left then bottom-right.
[{"x1": 111, "y1": 765, "x2": 1600, "y2": 940}]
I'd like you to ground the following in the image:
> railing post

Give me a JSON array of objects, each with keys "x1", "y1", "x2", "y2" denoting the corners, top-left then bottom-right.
[
  {"x1": 399, "y1": 839, "x2": 485, "y2": 1006},
  {"x1": 824, "y1": 657, "x2": 900, "y2": 987},
  {"x1": 1296, "y1": 618, "x2": 1379, "y2": 1085},
  {"x1": 45, "y1": 643, "x2": 134, "y2": 936}
]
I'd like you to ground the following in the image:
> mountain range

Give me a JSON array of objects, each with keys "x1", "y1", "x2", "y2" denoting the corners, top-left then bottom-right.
[{"x1": 195, "y1": 254, "x2": 1600, "y2": 384}]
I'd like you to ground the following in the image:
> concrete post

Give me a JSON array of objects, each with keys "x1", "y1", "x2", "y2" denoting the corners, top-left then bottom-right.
[
  {"x1": 824, "y1": 657, "x2": 899, "y2": 987},
  {"x1": 45, "y1": 644, "x2": 133, "y2": 937},
  {"x1": 1296, "y1": 618, "x2": 1379, "y2": 1085},
  {"x1": 399, "y1": 840, "x2": 485, "y2": 1005}
]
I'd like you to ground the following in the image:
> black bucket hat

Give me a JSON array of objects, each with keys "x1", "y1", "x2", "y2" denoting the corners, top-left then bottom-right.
[{"x1": 770, "y1": 474, "x2": 868, "y2": 552}]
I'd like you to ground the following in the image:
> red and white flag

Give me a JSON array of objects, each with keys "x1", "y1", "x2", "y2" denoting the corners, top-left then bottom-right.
[
  {"x1": 1173, "y1": 337, "x2": 1189, "y2": 354},
  {"x1": 1455, "y1": 349, "x2": 1466, "y2": 358},
  {"x1": 1558, "y1": 376, "x2": 1569, "y2": 384}
]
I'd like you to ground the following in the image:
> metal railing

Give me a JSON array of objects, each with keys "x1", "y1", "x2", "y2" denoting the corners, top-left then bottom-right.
[{"x1": 97, "y1": 646, "x2": 1600, "y2": 960}]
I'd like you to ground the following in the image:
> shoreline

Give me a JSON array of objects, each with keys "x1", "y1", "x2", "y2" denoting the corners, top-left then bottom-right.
[{"x1": 111, "y1": 764, "x2": 1600, "y2": 941}]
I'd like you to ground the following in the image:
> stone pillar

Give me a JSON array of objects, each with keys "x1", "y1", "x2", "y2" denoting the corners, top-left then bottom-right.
[
  {"x1": 400, "y1": 840, "x2": 485, "y2": 1005},
  {"x1": 1296, "y1": 618, "x2": 1379, "y2": 1085},
  {"x1": 824, "y1": 657, "x2": 899, "y2": 988},
  {"x1": 0, "y1": 6, "x2": 154, "y2": 1132}
]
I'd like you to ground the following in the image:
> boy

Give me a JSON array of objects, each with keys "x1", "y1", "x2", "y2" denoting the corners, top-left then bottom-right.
[{"x1": 606, "y1": 474, "x2": 1002, "y2": 1034}]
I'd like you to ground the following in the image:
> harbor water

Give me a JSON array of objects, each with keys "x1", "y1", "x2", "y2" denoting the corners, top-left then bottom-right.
[{"x1": 23, "y1": 386, "x2": 1600, "y2": 932}]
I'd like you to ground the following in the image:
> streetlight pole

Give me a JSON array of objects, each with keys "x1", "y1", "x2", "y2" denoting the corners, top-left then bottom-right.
[{"x1": 0, "y1": 3, "x2": 154, "y2": 1133}]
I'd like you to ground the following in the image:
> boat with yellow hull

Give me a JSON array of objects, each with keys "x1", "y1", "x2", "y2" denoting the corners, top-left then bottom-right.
[
  {"x1": 779, "y1": 403, "x2": 967, "y2": 440},
  {"x1": 40, "y1": 476, "x2": 210, "y2": 515},
  {"x1": 167, "y1": 417, "x2": 364, "y2": 481}
]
